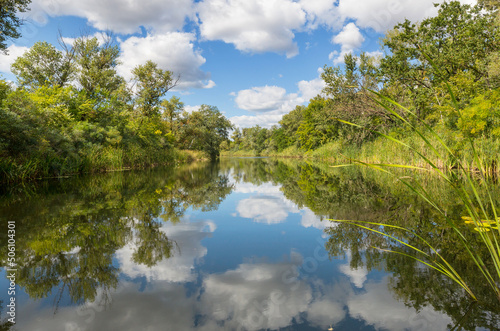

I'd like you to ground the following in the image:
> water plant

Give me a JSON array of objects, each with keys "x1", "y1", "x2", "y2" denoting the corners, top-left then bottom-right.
[{"x1": 330, "y1": 69, "x2": 500, "y2": 302}]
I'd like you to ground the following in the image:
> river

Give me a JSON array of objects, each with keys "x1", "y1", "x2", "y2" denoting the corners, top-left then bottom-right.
[{"x1": 0, "y1": 157, "x2": 499, "y2": 330}]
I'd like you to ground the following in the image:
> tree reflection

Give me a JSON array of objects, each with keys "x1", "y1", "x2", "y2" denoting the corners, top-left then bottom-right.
[
  {"x1": 0, "y1": 162, "x2": 233, "y2": 308},
  {"x1": 221, "y1": 157, "x2": 500, "y2": 330}
]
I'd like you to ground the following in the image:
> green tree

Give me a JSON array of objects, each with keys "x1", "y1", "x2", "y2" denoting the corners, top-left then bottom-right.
[
  {"x1": 279, "y1": 105, "x2": 304, "y2": 147},
  {"x1": 160, "y1": 95, "x2": 184, "y2": 134},
  {"x1": 178, "y1": 105, "x2": 233, "y2": 159},
  {"x1": 73, "y1": 35, "x2": 123, "y2": 97},
  {"x1": 380, "y1": 1, "x2": 500, "y2": 119},
  {"x1": 132, "y1": 60, "x2": 178, "y2": 117},
  {"x1": 11, "y1": 41, "x2": 74, "y2": 89},
  {"x1": 0, "y1": 0, "x2": 31, "y2": 53},
  {"x1": 230, "y1": 127, "x2": 242, "y2": 150}
]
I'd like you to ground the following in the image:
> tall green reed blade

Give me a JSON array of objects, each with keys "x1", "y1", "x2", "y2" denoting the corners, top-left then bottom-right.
[
  {"x1": 330, "y1": 219, "x2": 476, "y2": 299},
  {"x1": 330, "y1": 51, "x2": 500, "y2": 300}
]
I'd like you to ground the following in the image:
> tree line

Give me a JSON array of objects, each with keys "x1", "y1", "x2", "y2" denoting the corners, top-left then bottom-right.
[
  {"x1": 226, "y1": 1, "x2": 500, "y2": 169},
  {"x1": 0, "y1": 34, "x2": 232, "y2": 182}
]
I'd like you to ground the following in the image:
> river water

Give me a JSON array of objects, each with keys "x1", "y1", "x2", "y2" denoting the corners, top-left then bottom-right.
[{"x1": 0, "y1": 157, "x2": 499, "y2": 330}]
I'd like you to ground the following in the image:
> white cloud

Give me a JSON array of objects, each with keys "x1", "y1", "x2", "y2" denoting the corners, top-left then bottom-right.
[
  {"x1": 184, "y1": 105, "x2": 201, "y2": 113},
  {"x1": 115, "y1": 219, "x2": 215, "y2": 282},
  {"x1": 197, "y1": 0, "x2": 306, "y2": 58},
  {"x1": 230, "y1": 69, "x2": 325, "y2": 128},
  {"x1": 27, "y1": 0, "x2": 194, "y2": 34},
  {"x1": 300, "y1": 209, "x2": 328, "y2": 230},
  {"x1": 232, "y1": 182, "x2": 283, "y2": 194},
  {"x1": 237, "y1": 196, "x2": 299, "y2": 224},
  {"x1": 235, "y1": 86, "x2": 292, "y2": 112},
  {"x1": 338, "y1": 250, "x2": 368, "y2": 288},
  {"x1": 230, "y1": 114, "x2": 283, "y2": 129},
  {"x1": 307, "y1": 298, "x2": 346, "y2": 328},
  {"x1": 297, "y1": 76, "x2": 325, "y2": 102},
  {"x1": 233, "y1": 181, "x2": 300, "y2": 224},
  {"x1": 200, "y1": 261, "x2": 313, "y2": 330},
  {"x1": 0, "y1": 45, "x2": 29, "y2": 73},
  {"x1": 299, "y1": 0, "x2": 342, "y2": 30},
  {"x1": 347, "y1": 277, "x2": 453, "y2": 330},
  {"x1": 16, "y1": 281, "x2": 201, "y2": 331},
  {"x1": 118, "y1": 32, "x2": 215, "y2": 90},
  {"x1": 234, "y1": 69, "x2": 325, "y2": 114},
  {"x1": 60, "y1": 31, "x2": 109, "y2": 47},
  {"x1": 337, "y1": 0, "x2": 476, "y2": 33},
  {"x1": 330, "y1": 22, "x2": 365, "y2": 64},
  {"x1": 339, "y1": 264, "x2": 368, "y2": 288}
]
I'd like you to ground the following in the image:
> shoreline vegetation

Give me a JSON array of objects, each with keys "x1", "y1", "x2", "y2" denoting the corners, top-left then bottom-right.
[
  {"x1": 221, "y1": 132, "x2": 499, "y2": 175},
  {"x1": 222, "y1": 1, "x2": 500, "y2": 176},
  {"x1": 2, "y1": 1, "x2": 499, "y2": 183},
  {"x1": 0, "y1": 35, "x2": 231, "y2": 183}
]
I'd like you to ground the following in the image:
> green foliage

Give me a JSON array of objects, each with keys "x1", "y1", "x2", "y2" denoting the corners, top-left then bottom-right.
[
  {"x1": 0, "y1": 0, "x2": 31, "y2": 52},
  {"x1": 132, "y1": 60, "x2": 177, "y2": 117},
  {"x1": 11, "y1": 41, "x2": 74, "y2": 89},
  {"x1": 161, "y1": 95, "x2": 184, "y2": 133},
  {"x1": 380, "y1": 1, "x2": 499, "y2": 118},
  {"x1": 0, "y1": 163, "x2": 233, "y2": 306},
  {"x1": 178, "y1": 105, "x2": 233, "y2": 159},
  {"x1": 73, "y1": 36, "x2": 123, "y2": 98},
  {"x1": 231, "y1": 2, "x2": 499, "y2": 174}
]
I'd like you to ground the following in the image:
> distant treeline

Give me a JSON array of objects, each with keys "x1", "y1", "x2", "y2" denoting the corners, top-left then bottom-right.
[
  {"x1": 224, "y1": 1, "x2": 500, "y2": 170},
  {"x1": 0, "y1": 35, "x2": 232, "y2": 182}
]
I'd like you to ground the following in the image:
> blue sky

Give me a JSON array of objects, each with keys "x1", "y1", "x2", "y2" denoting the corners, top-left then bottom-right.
[{"x1": 0, "y1": 0, "x2": 474, "y2": 128}]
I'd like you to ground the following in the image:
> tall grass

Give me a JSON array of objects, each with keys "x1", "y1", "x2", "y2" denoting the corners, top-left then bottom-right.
[
  {"x1": 0, "y1": 144, "x2": 183, "y2": 183},
  {"x1": 330, "y1": 85, "x2": 500, "y2": 302}
]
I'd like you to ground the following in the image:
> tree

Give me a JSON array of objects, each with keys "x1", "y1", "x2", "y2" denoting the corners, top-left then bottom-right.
[
  {"x1": 73, "y1": 35, "x2": 123, "y2": 97},
  {"x1": 132, "y1": 60, "x2": 178, "y2": 117},
  {"x1": 0, "y1": 0, "x2": 31, "y2": 53},
  {"x1": 321, "y1": 53, "x2": 388, "y2": 145},
  {"x1": 178, "y1": 105, "x2": 233, "y2": 159},
  {"x1": 160, "y1": 96, "x2": 184, "y2": 133},
  {"x1": 11, "y1": 41, "x2": 74, "y2": 89},
  {"x1": 279, "y1": 105, "x2": 304, "y2": 147},
  {"x1": 230, "y1": 127, "x2": 242, "y2": 150},
  {"x1": 380, "y1": 1, "x2": 500, "y2": 118}
]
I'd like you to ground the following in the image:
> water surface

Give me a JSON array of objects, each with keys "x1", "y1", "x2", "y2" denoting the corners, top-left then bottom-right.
[{"x1": 1, "y1": 158, "x2": 499, "y2": 330}]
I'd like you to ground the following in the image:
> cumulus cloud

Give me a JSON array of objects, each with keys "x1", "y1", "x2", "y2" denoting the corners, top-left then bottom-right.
[
  {"x1": 27, "y1": 0, "x2": 194, "y2": 34},
  {"x1": 300, "y1": 209, "x2": 328, "y2": 230},
  {"x1": 229, "y1": 114, "x2": 283, "y2": 128},
  {"x1": 60, "y1": 31, "x2": 109, "y2": 47},
  {"x1": 299, "y1": 0, "x2": 342, "y2": 30},
  {"x1": 230, "y1": 69, "x2": 325, "y2": 128},
  {"x1": 337, "y1": 0, "x2": 476, "y2": 33},
  {"x1": 237, "y1": 196, "x2": 300, "y2": 224},
  {"x1": 297, "y1": 76, "x2": 326, "y2": 102},
  {"x1": 235, "y1": 86, "x2": 294, "y2": 112},
  {"x1": 233, "y1": 182, "x2": 296, "y2": 224},
  {"x1": 184, "y1": 105, "x2": 202, "y2": 113},
  {"x1": 0, "y1": 45, "x2": 29, "y2": 73},
  {"x1": 347, "y1": 277, "x2": 453, "y2": 330},
  {"x1": 339, "y1": 264, "x2": 368, "y2": 288},
  {"x1": 197, "y1": 0, "x2": 306, "y2": 57},
  {"x1": 329, "y1": 22, "x2": 365, "y2": 64},
  {"x1": 17, "y1": 281, "x2": 202, "y2": 331},
  {"x1": 200, "y1": 260, "x2": 313, "y2": 330},
  {"x1": 118, "y1": 32, "x2": 215, "y2": 90},
  {"x1": 338, "y1": 250, "x2": 368, "y2": 288},
  {"x1": 232, "y1": 182, "x2": 282, "y2": 194},
  {"x1": 115, "y1": 219, "x2": 215, "y2": 282}
]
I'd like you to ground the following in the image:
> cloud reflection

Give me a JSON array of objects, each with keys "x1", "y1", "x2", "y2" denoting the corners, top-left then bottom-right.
[{"x1": 115, "y1": 218, "x2": 215, "y2": 282}]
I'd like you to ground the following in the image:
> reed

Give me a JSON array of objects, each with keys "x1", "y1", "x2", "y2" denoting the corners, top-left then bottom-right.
[{"x1": 330, "y1": 82, "x2": 500, "y2": 302}]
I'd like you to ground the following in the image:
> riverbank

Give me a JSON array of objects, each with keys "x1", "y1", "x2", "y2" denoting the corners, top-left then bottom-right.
[
  {"x1": 222, "y1": 131, "x2": 500, "y2": 175},
  {"x1": 0, "y1": 148, "x2": 209, "y2": 184}
]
